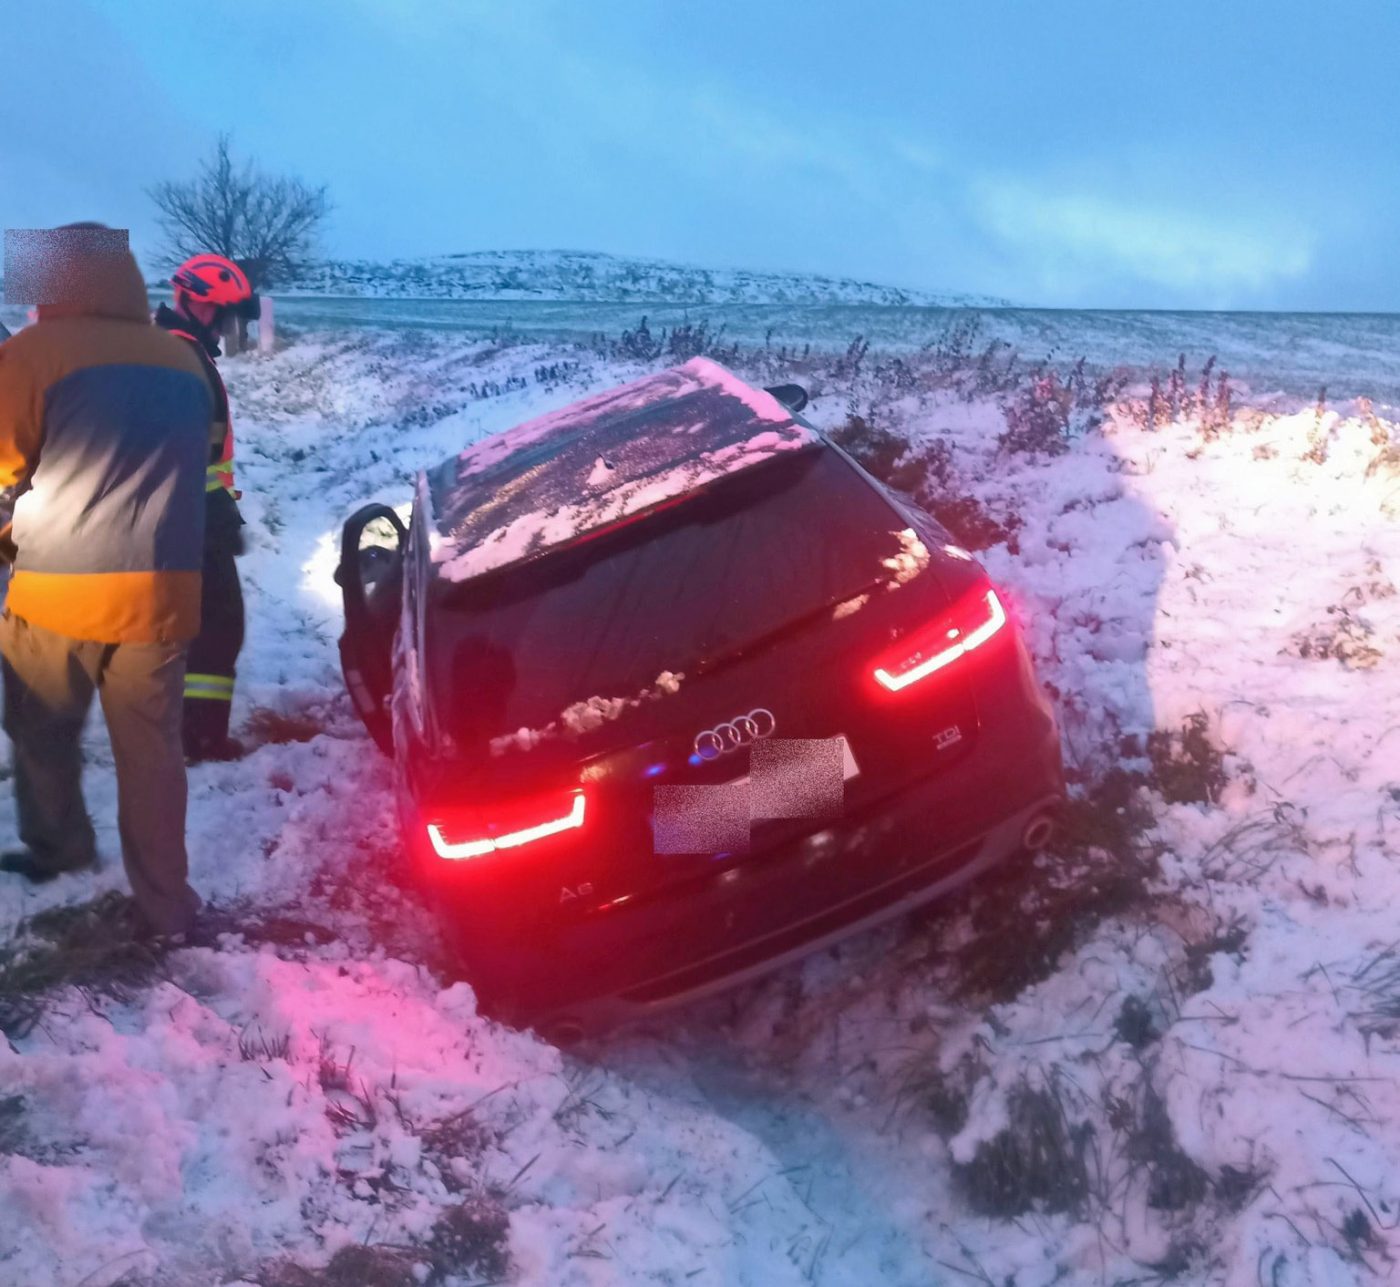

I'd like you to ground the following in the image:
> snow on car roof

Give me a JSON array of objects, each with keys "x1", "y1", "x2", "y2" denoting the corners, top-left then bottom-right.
[{"x1": 424, "y1": 356, "x2": 818, "y2": 582}]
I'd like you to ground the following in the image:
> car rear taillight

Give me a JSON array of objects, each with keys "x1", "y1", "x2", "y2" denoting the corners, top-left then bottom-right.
[
  {"x1": 873, "y1": 584, "x2": 1008, "y2": 693},
  {"x1": 427, "y1": 789, "x2": 586, "y2": 861}
]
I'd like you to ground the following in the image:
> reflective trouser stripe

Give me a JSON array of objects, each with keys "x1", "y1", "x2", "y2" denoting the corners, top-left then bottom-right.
[
  {"x1": 184, "y1": 672, "x2": 235, "y2": 702},
  {"x1": 206, "y1": 463, "x2": 235, "y2": 493}
]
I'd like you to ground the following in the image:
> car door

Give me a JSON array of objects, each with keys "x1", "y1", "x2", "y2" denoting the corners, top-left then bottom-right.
[{"x1": 336, "y1": 503, "x2": 406, "y2": 754}]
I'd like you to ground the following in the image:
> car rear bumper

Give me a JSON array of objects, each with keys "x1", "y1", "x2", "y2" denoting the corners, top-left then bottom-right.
[
  {"x1": 552, "y1": 788, "x2": 1061, "y2": 1037},
  {"x1": 432, "y1": 699, "x2": 1063, "y2": 1038}
]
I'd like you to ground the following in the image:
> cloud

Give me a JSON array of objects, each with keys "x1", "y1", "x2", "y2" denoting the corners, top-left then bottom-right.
[
  {"x1": 10, "y1": 0, "x2": 1368, "y2": 307},
  {"x1": 975, "y1": 177, "x2": 1314, "y2": 300},
  {"x1": 0, "y1": 2, "x2": 209, "y2": 266}
]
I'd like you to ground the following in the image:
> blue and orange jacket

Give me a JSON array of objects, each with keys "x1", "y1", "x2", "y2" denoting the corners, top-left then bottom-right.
[{"x1": 0, "y1": 250, "x2": 213, "y2": 644}]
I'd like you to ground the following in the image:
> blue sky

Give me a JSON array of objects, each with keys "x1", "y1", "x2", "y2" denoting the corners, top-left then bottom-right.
[{"x1": 3, "y1": 0, "x2": 1398, "y2": 309}]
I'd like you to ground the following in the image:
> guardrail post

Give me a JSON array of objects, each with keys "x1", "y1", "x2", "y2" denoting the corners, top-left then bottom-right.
[{"x1": 257, "y1": 295, "x2": 275, "y2": 354}]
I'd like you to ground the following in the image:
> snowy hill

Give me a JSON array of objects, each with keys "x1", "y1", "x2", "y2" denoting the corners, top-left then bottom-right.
[
  {"x1": 0, "y1": 322, "x2": 1397, "y2": 1284},
  {"x1": 280, "y1": 248, "x2": 1007, "y2": 307}
]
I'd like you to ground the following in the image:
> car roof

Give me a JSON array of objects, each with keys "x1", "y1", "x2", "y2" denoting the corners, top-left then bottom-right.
[{"x1": 422, "y1": 357, "x2": 819, "y2": 583}]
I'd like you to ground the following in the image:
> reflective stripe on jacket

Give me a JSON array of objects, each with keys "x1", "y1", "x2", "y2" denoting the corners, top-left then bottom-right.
[
  {"x1": 184, "y1": 671, "x2": 235, "y2": 702},
  {"x1": 207, "y1": 428, "x2": 236, "y2": 494}
]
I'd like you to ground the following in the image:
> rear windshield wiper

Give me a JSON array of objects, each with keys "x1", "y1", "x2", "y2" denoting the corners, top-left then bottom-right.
[{"x1": 695, "y1": 576, "x2": 888, "y2": 676}]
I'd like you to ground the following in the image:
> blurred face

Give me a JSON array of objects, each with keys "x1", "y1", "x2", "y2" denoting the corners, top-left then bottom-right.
[{"x1": 183, "y1": 297, "x2": 222, "y2": 328}]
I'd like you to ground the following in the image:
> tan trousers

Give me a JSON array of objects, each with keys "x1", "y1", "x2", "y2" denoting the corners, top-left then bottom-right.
[{"x1": 0, "y1": 611, "x2": 200, "y2": 935}]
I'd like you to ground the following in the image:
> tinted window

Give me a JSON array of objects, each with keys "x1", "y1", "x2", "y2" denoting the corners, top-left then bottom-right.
[{"x1": 430, "y1": 448, "x2": 911, "y2": 746}]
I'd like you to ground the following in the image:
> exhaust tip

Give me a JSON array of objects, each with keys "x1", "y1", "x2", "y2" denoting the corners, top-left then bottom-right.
[{"x1": 1022, "y1": 814, "x2": 1056, "y2": 853}]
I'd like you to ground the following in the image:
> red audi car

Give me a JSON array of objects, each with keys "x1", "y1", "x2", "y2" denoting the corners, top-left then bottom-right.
[{"x1": 337, "y1": 358, "x2": 1063, "y2": 1037}]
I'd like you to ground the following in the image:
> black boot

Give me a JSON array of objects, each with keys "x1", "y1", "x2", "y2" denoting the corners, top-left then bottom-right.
[
  {"x1": 186, "y1": 735, "x2": 246, "y2": 764},
  {"x1": 183, "y1": 696, "x2": 244, "y2": 764},
  {"x1": 0, "y1": 849, "x2": 93, "y2": 884}
]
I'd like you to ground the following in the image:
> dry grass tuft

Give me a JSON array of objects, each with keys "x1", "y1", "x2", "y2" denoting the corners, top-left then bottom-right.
[
  {"x1": 954, "y1": 1078, "x2": 1092, "y2": 1217},
  {"x1": 238, "y1": 1025, "x2": 292, "y2": 1063},
  {"x1": 1128, "y1": 1084, "x2": 1209, "y2": 1212},
  {"x1": 827, "y1": 413, "x2": 947, "y2": 496},
  {"x1": 426, "y1": 1196, "x2": 512, "y2": 1281},
  {"x1": 0, "y1": 892, "x2": 165, "y2": 1038},
  {"x1": 828, "y1": 412, "x2": 1023, "y2": 552},
  {"x1": 258, "y1": 1244, "x2": 421, "y2": 1287},
  {"x1": 1289, "y1": 608, "x2": 1384, "y2": 671},
  {"x1": 253, "y1": 1195, "x2": 510, "y2": 1287},
  {"x1": 420, "y1": 1108, "x2": 496, "y2": 1190},
  {"x1": 0, "y1": 1094, "x2": 27, "y2": 1155},
  {"x1": 921, "y1": 493, "x2": 1023, "y2": 553},
  {"x1": 1147, "y1": 712, "x2": 1228, "y2": 806}
]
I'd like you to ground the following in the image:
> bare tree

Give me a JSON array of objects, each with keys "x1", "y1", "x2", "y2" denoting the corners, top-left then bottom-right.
[{"x1": 148, "y1": 135, "x2": 330, "y2": 289}]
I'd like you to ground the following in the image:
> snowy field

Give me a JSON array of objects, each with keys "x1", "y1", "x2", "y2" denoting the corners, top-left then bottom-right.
[
  {"x1": 277, "y1": 248, "x2": 1008, "y2": 308},
  {"x1": 0, "y1": 317, "x2": 1398, "y2": 1286},
  {"x1": 268, "y1": 301, "x2": 1400, "y2": 406}
]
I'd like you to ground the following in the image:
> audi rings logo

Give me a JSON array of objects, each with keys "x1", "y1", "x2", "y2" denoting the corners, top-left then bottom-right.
[{"x1": 693, "y1": 708, "x2": 777, "y2": 760}]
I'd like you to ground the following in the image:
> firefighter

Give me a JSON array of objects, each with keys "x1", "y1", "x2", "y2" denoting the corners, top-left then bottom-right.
[{"x1": 154, "y1": 255, "x2": 258, "y2": 762}]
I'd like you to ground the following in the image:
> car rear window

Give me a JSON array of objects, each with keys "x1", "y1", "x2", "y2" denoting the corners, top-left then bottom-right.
[{"x1": 428, "y1": 446, "x2": 914, "y2": 749}]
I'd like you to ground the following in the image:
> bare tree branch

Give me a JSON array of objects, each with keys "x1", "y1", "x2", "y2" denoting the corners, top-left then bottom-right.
[{"x1": 147, "y1": 135, "x2": 331, "y2": 289}]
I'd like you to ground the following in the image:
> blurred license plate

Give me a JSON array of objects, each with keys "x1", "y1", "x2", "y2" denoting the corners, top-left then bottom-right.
[{"x1": 727, "y1": 736, "x2": 860, "y2": 786}]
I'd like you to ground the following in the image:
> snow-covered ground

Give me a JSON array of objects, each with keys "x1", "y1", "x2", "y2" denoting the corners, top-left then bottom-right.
[{"x1": 0, "y1": 321, "x2": 1397, "y2": 1286}]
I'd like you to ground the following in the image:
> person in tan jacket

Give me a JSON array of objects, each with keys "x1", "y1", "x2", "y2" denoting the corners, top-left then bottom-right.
[{"x1": 0, "y1": 227, "x2": 213, "y2": 936}]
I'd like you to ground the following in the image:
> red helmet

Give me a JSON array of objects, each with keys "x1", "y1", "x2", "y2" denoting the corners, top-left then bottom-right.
[{"x1": 171, "y1": 254, "x2": 252, "y2": 307}]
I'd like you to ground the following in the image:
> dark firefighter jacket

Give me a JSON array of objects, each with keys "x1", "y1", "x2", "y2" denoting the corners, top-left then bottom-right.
[{"x1": 153, "y1": 304, "x2": 244, "y2": 557}]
